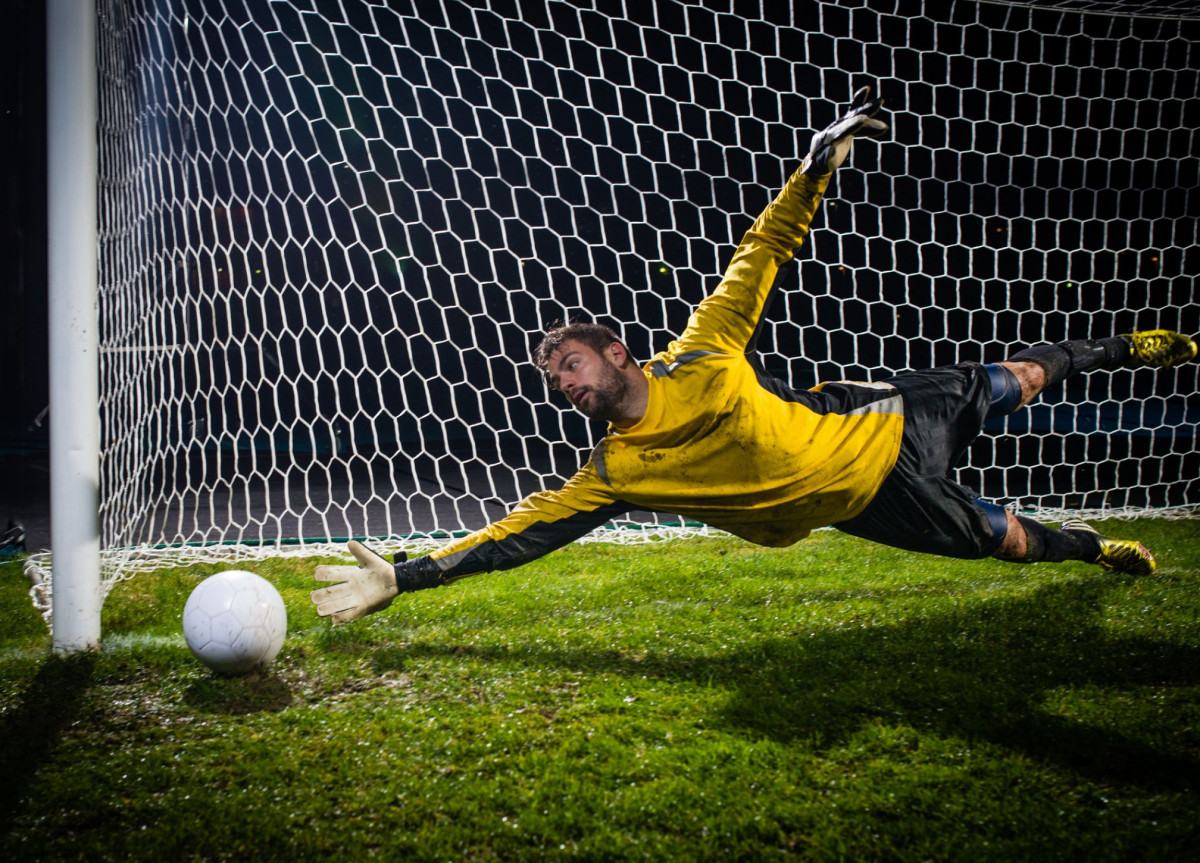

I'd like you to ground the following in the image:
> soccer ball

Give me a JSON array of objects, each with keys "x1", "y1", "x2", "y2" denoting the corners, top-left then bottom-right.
[{"x1": 183, "y1": 570, "x2": 287, "y2": 675}]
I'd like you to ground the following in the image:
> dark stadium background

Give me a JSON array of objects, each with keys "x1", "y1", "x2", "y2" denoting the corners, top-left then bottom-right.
[
  {"x1": 1, "y1": 1, "x2": 49, "y2": 552},
  {"x1": 3, "y1": 1, "x2": 1197, "y2": 553}
]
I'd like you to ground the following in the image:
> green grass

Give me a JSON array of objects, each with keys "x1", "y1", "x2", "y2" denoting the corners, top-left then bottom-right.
[{"x1": 1, "y1": 519, "x2": 1198, "y2": 861}]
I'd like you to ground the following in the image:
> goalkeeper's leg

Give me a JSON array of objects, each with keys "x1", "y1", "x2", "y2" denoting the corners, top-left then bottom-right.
[
  {"x1": 984, "y1": 330, "x2": 1198, "y2": 416},
  {"x1": 978, "y1": 333, "x2": 1187, "y2": 576},
  {"x1": 991, "y1": 509, "x2": 1156, "y2": 576}
]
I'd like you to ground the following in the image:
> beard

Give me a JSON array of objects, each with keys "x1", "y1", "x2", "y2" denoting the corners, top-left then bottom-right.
[{"x1": 574, "y1": 360, "x2": 632, "y2": 422}]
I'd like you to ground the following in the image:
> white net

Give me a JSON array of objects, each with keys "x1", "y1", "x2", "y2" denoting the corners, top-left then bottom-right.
[{"x1": 28, "y1": 0, "x2": 1200, "y2": 616}]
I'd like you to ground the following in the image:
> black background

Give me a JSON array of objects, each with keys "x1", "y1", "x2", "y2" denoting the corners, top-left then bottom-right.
[{"x1": 4, "y1": 0, "x2": 1198, "y2": 551}]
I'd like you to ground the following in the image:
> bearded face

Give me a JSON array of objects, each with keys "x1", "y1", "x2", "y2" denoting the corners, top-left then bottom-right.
[
  {"x1": 571, "y1": 354, "x2": 634, "y2": 422},
  {"x1": 547, "y1": 339, "x2": 638, "y2": 424}
]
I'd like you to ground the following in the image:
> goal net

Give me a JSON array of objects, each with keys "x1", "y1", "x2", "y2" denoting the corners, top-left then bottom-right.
[{"x1": 29, "y1": 0, "x2": 1199, "y2": 617}]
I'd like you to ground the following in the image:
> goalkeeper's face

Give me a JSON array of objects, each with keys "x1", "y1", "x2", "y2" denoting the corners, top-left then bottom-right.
[{"x1": 547, "y1": 339, "x2": 640, "y2": 424}]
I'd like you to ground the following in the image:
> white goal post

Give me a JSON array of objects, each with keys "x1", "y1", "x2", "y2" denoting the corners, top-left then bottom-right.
[
  {"x1": 45, "y1": 0, "x2": 101, "y2": 651},
  {"x1": 33, "y1": 0, "x2": 1199, "y2": 640}
]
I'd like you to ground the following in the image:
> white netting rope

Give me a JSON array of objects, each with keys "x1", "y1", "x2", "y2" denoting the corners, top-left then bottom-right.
[
  {"x1": 28, "y1": 0, "x2": 1199, "y2": 620},
  {"x1": 985, "y1": 1, "x2": 1200, "y2": 20}
]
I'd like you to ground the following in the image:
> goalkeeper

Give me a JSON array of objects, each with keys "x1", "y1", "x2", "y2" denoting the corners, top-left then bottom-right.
[{"x1": 312, "y1": 87, "x2": 1198, "y2": 624}]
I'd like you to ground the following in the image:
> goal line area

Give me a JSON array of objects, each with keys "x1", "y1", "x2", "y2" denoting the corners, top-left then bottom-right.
[{"x1": 29, "y1": 0, "x2": 1198, "y2": 622}]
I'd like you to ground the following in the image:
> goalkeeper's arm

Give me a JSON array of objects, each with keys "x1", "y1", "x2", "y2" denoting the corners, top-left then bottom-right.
[
  {"x1": 670, "y1": 86, "x2": 889, "y2": 357},
  {"x1": 311, "y1": 468, "x2": 631, "y2": 624}
]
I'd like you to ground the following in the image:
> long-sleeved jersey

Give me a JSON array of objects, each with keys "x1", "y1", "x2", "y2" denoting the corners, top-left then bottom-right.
[{"x1": 426, "y1": 167, "x2": 905, "y2": 581}]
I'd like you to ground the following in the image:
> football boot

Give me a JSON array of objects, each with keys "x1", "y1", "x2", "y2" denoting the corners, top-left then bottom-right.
[
  {"x1": 1122, "y1": 330, "x2": 1198, "y2": 369},
  {"x1": 1061, "y1": 519, "x2": 1156, "y2": 576}
]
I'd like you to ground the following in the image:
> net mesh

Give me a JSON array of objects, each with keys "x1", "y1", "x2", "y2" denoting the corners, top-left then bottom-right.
[{"x1": 28, "y1": 0, "x2": 1200, "y2": 617}]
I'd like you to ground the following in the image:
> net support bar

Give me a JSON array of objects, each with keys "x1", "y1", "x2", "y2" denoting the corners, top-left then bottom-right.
[{"x1": 47, "y1": 0, "x2": 100, "y2": 652}]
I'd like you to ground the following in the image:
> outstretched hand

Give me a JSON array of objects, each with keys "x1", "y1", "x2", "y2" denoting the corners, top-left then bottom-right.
[
  {"x1": 311, "y1": 540, "x2": 405, "y2": 624},
  {"x1": 800, "y1": 86, "x2": 888, "y2": 176}
]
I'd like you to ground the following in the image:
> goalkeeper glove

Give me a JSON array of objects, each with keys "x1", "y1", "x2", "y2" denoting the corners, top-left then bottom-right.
[
  {"x1": 311, "y1": 540, "x2": 443, "y2": 624},
  {"x1": 800, "y1": 85, "x2": 888, "y2": 177}
]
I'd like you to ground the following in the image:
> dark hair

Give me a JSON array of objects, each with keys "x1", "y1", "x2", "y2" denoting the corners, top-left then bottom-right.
[{"x1": 532, "y1": 322, "x2": 626, "y2": 376}]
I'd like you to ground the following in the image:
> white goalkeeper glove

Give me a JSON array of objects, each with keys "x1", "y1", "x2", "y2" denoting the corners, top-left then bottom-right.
[
  {"x1": 311, "y1": 540, "x2": 403, "y2": 624},
  {"x1": 312, "y1": 540, "x2": 446, "y2": 623},
  {"x1": 800, "y1": 85, "x2": 888, "y2": 177}
]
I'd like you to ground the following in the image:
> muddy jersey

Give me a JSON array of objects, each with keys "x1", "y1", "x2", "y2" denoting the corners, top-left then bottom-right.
[{"x1": 428, "y1": 167, "x2": 904, "y2": 580}]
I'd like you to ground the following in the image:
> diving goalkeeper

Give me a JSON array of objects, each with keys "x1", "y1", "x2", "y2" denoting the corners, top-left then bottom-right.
[{"x1": 311, "y1": 87, "x2": 1198, "y2": 624}]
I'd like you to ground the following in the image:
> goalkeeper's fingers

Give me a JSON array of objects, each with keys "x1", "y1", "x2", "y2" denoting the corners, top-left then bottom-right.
[
  {"x1": 347, "y1": 539, "x2": 389, "y2": 569},
  {"x1": 311, "y1": 561, "x2": 366, "y2": 621},
  {"x1": 312, "y1": 562, "x2": 362, "y2": 584},
  {"x1": 847, "y1": 85, "x2": 880, "y2": 117},
  {"x1": 312, "y1": 541, "x2": 403, "y2": 581},
  {"x1": 310, "y1": 543, "x2": 401, "y2": 591},
  {"x1": 835, "y1": 87, "x2": 888, "y2": 138},
  {"x1": 862, "y1": 117, "x2": 888, "y2": 136},
  {"x1": 317, "y1": 597, "x2": 369, "y2": 625},
  {"x1": 346, "y1": 539, "x2": 408, "y2": 570},
  {"x1": 801, "y1": 85, "x2": 888, "y2": 176},
  {"x1": 311, "y1": 579, "x2": 358, "y2": 619}
]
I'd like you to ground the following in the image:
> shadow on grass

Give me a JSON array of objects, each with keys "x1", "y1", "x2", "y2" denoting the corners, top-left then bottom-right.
[
  {"x1": 383, "y1": 576, "x2": 1200, "y2": 791},
  {"x1": 183, "y1": 671, "x2": 293, "y2": 715},
  {"x1": 714, "y1": 577, "x2": 1200, "y2": 790},
  {"x1": 0, "y1": 653, "x2": 95, "y2": 833}
]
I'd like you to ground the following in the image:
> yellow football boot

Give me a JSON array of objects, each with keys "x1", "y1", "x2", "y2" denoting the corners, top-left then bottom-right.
[
  {"x1": 1061, "y1": 519, "x2": 1156, "y2": 576},
  {"x1": 1122, "y1": 330, "x2": 1198, "y2": 369}
]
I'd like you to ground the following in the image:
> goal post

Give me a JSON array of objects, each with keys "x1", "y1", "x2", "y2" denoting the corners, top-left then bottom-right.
[
  {"x1": 46, "y1": 0, "x2": 101, "y2": 652},
  {"x1": 30, "y1": 0, "x2": 1199, "y2": 636}
]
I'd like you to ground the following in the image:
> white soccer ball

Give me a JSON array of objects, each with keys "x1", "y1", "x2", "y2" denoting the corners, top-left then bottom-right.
[{"x1": 183, "y1": 570, "x2": 287, "y2": 675}]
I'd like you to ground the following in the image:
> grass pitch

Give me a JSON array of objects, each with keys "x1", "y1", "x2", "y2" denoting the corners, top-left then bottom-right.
[{"x1": 1, "y1": 518, "x2": 1198, "y2": 860}]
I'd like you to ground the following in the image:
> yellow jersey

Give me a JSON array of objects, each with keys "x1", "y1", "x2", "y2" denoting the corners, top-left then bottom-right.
[{"x1": 428, "y1": 167, "x2": 904, "y2": 579}]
